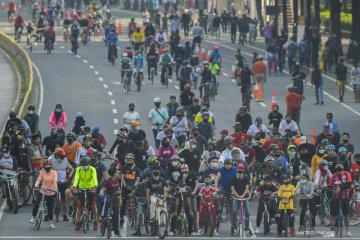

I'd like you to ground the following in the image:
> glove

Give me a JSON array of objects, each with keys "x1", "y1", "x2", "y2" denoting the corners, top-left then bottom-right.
[
  {"x1": 72, "y1": 187, "x2": 77, "y2": 193},
  {"x1": 92, "y1": 187, "x2": 97, "y2": 193}
]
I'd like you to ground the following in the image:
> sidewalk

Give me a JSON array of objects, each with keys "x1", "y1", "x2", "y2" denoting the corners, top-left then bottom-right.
[{"x1": 0, "y1": 50, "x2": 18, "y2": 132}]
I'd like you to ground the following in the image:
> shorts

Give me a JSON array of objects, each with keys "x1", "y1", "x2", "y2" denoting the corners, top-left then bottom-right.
[
  {"x1": 336, "y1": 80, "x2": 346, "y2": 86},
  {"x1": 254, "y1": 74, "x2": 265, "y2": 83},
  {"x1": 330, "y1": 199, "x2": 349, "y2": 216},
  {"x1": 57, "y1": 182, "x2": 68, "y2": 200},
  {"x1": 76, "y1": 190, "x2": 97, "y2": 207}
]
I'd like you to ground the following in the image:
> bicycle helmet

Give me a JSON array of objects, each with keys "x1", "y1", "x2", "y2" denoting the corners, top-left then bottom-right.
[
  {"x1": 338, "y1": 147, "x2": 347, "y2": 154},
  {"x1": 255, "y1": 117, "x2": 263, "y2": 124},
  {"x1": 176, "y1": 108, "x2": 184, "y2": 114},
  {"x1": 180, "y1": 164, "x2": 189, "y2": 171},
  {"x1": 326, "y1": 144, "x2": 335, "y2": 151},
  {"x1": 80, "y1": 157, "x2": 90, "y2": 166},
  {"x1": 147, "y1": 156, "x2": 159, "y2": 165},
  {"x1": 66, "y1": 132, "x2": 75, "y2": 138},
  {"x1": 9, "y1": 111, "x2": 17, "y2": 119},
  {"x1": 28, "y1": 104, "x2": 35, "y2": 110},
  {"x1": 213, "y1": 45, "x2": 219, "y2": 50},
  {"x1": 237, "y1": 162, "x2": 245, "y2": 169},
  {"x1": 125, "y1": 153, "x2": 135, "y2": 160},
  {"x1": 171, "y1": 155, "x2": 180, "y2": 161},
  {"x1": 264, "y1": 155, "x2": 276, "y2": 163},
  {"x1": 55, "y1": 149, "x2": 66, "y2": 159},
  {"x1": 92, "y1": 126, "x2": 100, "y2": 133},
  {"x1": 224, "y1": 136, "x2": 233, "y2": 145},
  {"x1": 319, "y1": 159, "x2": 328, "y2": 165},
  {"x1": 44, "y1": 159, "x2": 52, "y2": 167},
  {"x1": 131, "y1": 120, "x2": 142, "y2": 127},
  {"x1": 122, "y1": 52, "x2": 128, "y2": 58},
  {"x1": 281, "y1": 174, "x2": 290, "y2": 180},
  {"x1": 86, "y1": 148, "x2": 95, "y2": 156}
]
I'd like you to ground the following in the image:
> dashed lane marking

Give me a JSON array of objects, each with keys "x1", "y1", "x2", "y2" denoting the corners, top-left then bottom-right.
[
  {"x1": 60, "y1": 45, "x2": 64, "y2": 49},
  {"x1": 112, "y1": 81, "x2": 121, "y2": 85},
  {"x1": 113, "y1": 129, "x2": 118, "y2": 135},
  {"x1": 89, "y1": 65, "x2": 94, "y2": 69},
  {"x1": 174, "y1": 85, "x2": 180, "y2": 90},
  {"x1": 110, "y1": 100, "x2": 116, "y2": 105},
  {"x1": 99, "y1": 77, "x2": 103, "y2": 82},
  {"x1": 76, "y1": 55, "x2": 81, "y2": 58},
  {"x1": 94, "y1": 71, "x2": 99, "y2": 75},
  {"x1": 259, "y1": 102, "x2": 267, "y2": 108},
  {"x1": 103, "y1": 84, "x2": 108, "y2": 89},
  {"x1": 222, "y1": 72, "x2": 228, "y2": 77},
  {"x1": 113, "y1": 119, "x2": 119, "y2": 124},
  {"x1": 83, "y1": 59, "x2": 88, "y2": 63},
  {"x1": 112, "y1": 109, "x2": 117, "y2": 114},
  {"x1": 108, "y1": 91, "x2": 113, "y2": 96}
]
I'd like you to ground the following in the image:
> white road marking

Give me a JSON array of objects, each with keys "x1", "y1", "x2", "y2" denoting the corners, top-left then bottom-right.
[
  {"x1": 231, "y1": 79, "x2": 236, "y2": 84},
  {"x1": 222, "y1": 72, "x2": 228, "y2": 77},
  {"x1": 108, "y1": 91, "x2": 113, "y2": 96},
  {"x1": 99, "y1": 77, "x2": 104, "y2": 82},
  {"x1": 110, "y1": 100, "x2": 116, "y2": 105},
  {"x1": 113, "y1": 119, "x2": 119, "y2": 124},
  {"x1": 168, "y1": 79, "x2": 173, "y2": 83},
  {"x1": 103, "y1": 84, "x2": 108, "y2": 89},
  {"x1": 112, "y1": 81, "x2": 121, "y2": 85},
  {"x1": 174, "y1": 85, "x2": 180, "y2": 90},
  {"x1": 31, "y1": 62, "x2": 44, "y2": 115},
  {"x1": 60, "y1": 45, "x2": 64, "y2": 49},
  {"x1": 76, "y1": 55, "x2": 81, "y2": 58},
  {"x1": 68, "y1": 50, "x2": 71, "y2": 53},
  {"x1": 83, "y1": 59, "x2": 88, "y2": 63},
  {"x1": 113, "y1": 129, "x2": 118, "y2": 135},
  {"x1": 112, "y1": 109, "x2": 117, "y2": 114},
  {"x1": 94, "y1": 71, "x2": 99, "y2": 75},
  {"x1": 0, "y1": 200, "x2": 6, "y2": 221},
  {"x1": 259, "y1": 102, "x2": 267, "y2": 108},
  {"x1": 89, "y1": 65, "x2": 94, "y2": 69}
]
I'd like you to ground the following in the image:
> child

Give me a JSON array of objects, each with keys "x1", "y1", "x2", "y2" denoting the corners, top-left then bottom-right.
[
  {"x1": 197, "y1": 175, "x2": 217, "y2": 235},
  {"x1": 277, "y1": 174, "x2": 296, "y2": 237},
  {"x1": 295, "y1": 174, "x2": 316, "y2": 231}
]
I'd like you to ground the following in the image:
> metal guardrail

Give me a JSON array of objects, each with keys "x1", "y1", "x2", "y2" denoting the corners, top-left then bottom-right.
[{"x1": 0, "y1": 32, "x2": 34, "y2": 117}]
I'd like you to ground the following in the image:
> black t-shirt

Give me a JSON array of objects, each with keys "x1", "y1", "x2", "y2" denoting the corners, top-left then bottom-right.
[
  {"x1": 297, "y1": 143, "x2": 316, "y2": 165},
  {"x1": 337, "y1": 143, "x2": 355, "y2": 155},
  {"x1": 178, "y1": 149, "x2": 201, "y2": 172},
  {"x1": 231, "y1": 176, "x2": 250, "y2": 197},
  {"x1": 182, "y1": 170, "x2": 198, "y2": 190},
  {"x1": 267, "y1": 112, "x2": 283, "y2": 129},
  {"x1": 121, "y1": 165, "x2": 140, "y2": 187},
  {"x1": 166, "y1": 166, "x2": 182, "y2": 184},
  {"x1": 128, "y1": 130, "x2": 146, "y2": 143},
  {"x1": 133, "y1": 149, "x2": 148, "y2": 171},
  {"x1": 114, "y1": 141, "x2": 136, "y2": 163},
  {"x1": 42, "y1": 137, "x2": 60, "y2": 156},
  {"x1": 94, "y1": 162, "x2": 107, "y2": 184},
  {"x1": 180, "y1": 91, "x2": 195, "y2": 106},
  {"x1": 190, "y1": 105, "x2": 201, "y2": 117},
  {"x1": 146, "y1": 177, "x2": 167, "y2": 195}
]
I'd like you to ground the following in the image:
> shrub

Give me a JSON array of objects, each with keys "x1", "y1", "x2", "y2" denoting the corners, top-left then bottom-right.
[{"x1": 319, "y1": 10, "x2": 352, "y2": 32}]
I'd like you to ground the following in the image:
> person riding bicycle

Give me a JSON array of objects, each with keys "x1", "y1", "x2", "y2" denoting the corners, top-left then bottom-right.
[
  {"x1": 169, "y1": 30, "x2": 181, "y2": 55},
  {"x1": 277, "y1": 174, "x2": 296, "y2": 237},
  {"x1": 26, "y1": 22, "x2": 34, "y2": 41},
  {"x1": 159, "y1": 49, "x2": 174, "y2": 85},
  {"x1": 30, "y1": 159, "x2": 58, "y2": 229},
  {"x1": 132, "y1": 50, "x2": 145, "y2": 84},
  {"x1": 199, "y1": 62, "x2": 212, "y2": 98},
  {"x1": 285, "y1": 144, "x2": 300, "y2": 181},
  {"x1": 231, "y1": 163, "x2": 253, "y2": 236},
  {"x1": 155, "y1": 28, "x2": 167, "y2": 49},
  {"x1": 79, "y1": 15, "x2": 89, "y2": 36},
  {"x1": 174, "y1": 44, "x2": 186, "y2": 76},
  {"x1": 183, "y1": 41, "x2": 193, "y2": 60},
  {"x1": 210, "y1": 45, "x2": 222, "y2": 66},
  {"x1": 144, "y1": 22, "x2": 156, "y2": 39},
  {"x1": 219, "y1": 136, "x2": 245, "y2": 165},
  {"x1": 120, "y1": 153, "x2": 140, "y2": 227},
  {"x1": 254, "y1": 175, "x2": 278, "y2": 234},
  {"x1": 146, "y1": 42, "x2": 159, "y2": 79},
  {"x1": 208, "y1": 57, "x2": 221, "y2": 94},
  {"x1": 44, "y1": 23, "x2": 55, "y2": 50},
  {"x1": 132, "y1": 27, "x2": 144, "y2": 51},
  {"x1": 72, "y1": 157, "x2": 98, "y2": 231},
  {"x1": 328, "y1": 162, "x2": 353, "y2": 236},
  {"x1": 70, "y1": 23, "x2": 80, "y2": 52},
  {"x1": 106, "y1": 28, "x2": 118, "y2": 62},
  {"x1": 295, "y1": 173, "x2": 316, "y2": 232},
  {"x1": 239, "y1": 63, "x2": 253, "y2": 107},
  {"x1": 120, "y1": 52, "x2": 132, "y2": 84},
  {"x1": 178, "y1": 60, "x2": 195, "y2": 91},
  {"x1": 128, "y1": 18, "x2": 137, "y2": 40},
  {"x1": 14, "y1": 14, "x2": 25, "y2": 39}
]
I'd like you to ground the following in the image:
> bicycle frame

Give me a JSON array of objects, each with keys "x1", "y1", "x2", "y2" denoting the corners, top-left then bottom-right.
[
  {"x1": 0, "y1": 172, "x2": 19, "y2": 207},
  {"x1": 232, "y1": 197, "x2": 251, "y2": 237}
]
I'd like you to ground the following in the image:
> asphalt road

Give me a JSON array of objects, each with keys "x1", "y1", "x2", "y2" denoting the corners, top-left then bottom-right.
[{"x1": 0, "y1": 4, "x2": 360, "y2": 239}]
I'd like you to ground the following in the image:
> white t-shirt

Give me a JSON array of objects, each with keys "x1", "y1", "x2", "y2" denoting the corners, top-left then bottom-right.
[
  {"x1": 219, "y1": 147, "x2": 245, "y2": 164},
  {"x1": 279, "y1": 120, "x2": 299, "y2": 135},
  {"x1": 48, "y1": 155, "x2": 73, "y2": 183},
  {"x1": 123, "y1": 111, "x2": 140, "y2": 130},
  {"x1": 247, "y1": 124, "x2": 269, "y2": 136}
]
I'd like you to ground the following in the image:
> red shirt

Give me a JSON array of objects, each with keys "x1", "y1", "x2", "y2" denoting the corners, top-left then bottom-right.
[
  {"x1": 351, "y1": 162, "x2": 359, "y2": 181},
  {"x1": 8, "y1": 2, "x2": 15, "y2": 11},
  {"x1": 15, "y1": 17, "x2": 24, "y2": 27},
  {"x1": 231, "y1": 132, "x2": 248, "y2": 148},
  {"x1": 262, "y1": 140, "x2": 282, "y2": 153},
  {"x1": 199, "y1": 186, "x2": 216, "y2": 202},
  {"x1": 328, "y1": 171, "x2": 352, "y2": 199}
]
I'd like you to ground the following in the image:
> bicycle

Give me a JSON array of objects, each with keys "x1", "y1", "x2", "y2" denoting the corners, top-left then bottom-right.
[
  {"x1": 17, "y1": 168, "x2": 31, "y2": 207},
  {"x1": 134, "y1": 67, "x2": 143, "y2": 92},
  {"x1": 279, "y1": 197, "x2": 291, "y2": 237},
  {"x1": 240, "y1": 82, "x2": 256, "y2": 112},
  {"x1": 149, "y1": 65, "x2": 155, "y2": 85},
  {"x1": 149, "y1": 194, "x2": 168, "y2": 239},
  {"x1": 63, "y1": 26, "x2": 70, "y2": 43},
  {"x1": 231, "y1": 197, "x2": 251, "y2": 237},
  {"x1": 16, "y1": 27, "x2": 23, "y2": 43},
  {"x1": 76, "y1": 189, "x2": 93, "y2": 234},
  {"x1": 136, "y1": 197, "x2": 150, "y2": 235},
  {"x1": 214, "y1": 189, "x2": 231, "y2": 231},
  {"x1": 0, "y1": 171, "x2": 20, "y2": 213},
  {"x1": 298, "y1": 194, "x2": 314, "y2": 238},
  {"x1": 174, "y1": 185, "x2": 191, "y2": 236},
  {"x1": 81, "y1": 28, "x2": 89, "y2": 45},
  {"x1": 349, "y1": 185, "x2": 360, "y2": 226},
  {"x1": 318, "y1": 187, "x2": 331, "y2": 226},
  {"x1": 34, "y1": 188, "x2": 57, "y2": 230},
  {"x1": 199, "y1": 194, "x2": 216, "y2": 237},
  {"x1": 54, "y1": 191, "x2": 62, "y2": 222},
  {"x1": 71, "y1": 38, "x2": 79, "y2": 55},
  {"x1": 123, "y1": 69, "x2": 132, "y2": 95},
  {"x1": 45, "y1": 38, "x2": 53, "y2": 55},
  {"x1": 127, "y1": 195, "x2": 137, "y2": 227},
  {"x1": 161, "y1": 63, "x2": 172, "y2": 89},
  {"x1": 202, "y1": 82, "x2": 213, "y2": 104},
  {"x1": 101, "y1": 192, "x2": 121, "y2": 239},
  {"x1": 260, "y1": 195, "x2": 276, "y2": 235}
]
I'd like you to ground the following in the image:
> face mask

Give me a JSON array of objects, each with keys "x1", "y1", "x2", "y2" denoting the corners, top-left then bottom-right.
[
  {"x1": 29, "y1": 110, "x2": 34, "y2": 114},
  {"x1": 336, "y1": 168, "x2": 342, "y2": 173},
  {"x1": 67, "y1": 138, "x2": 74, "y2": 144},
  {"x1": 289, "y1": 152, "x2": 296, "y2": 158},
  {"x1": 318, "y1": 149, "x2": 325, "y2": 155},
  {"x1": 182, "y1": 171, "x2": 189, "y2": 175},
  {"x1": 235, "y1": 127, "x2": 241, "y2": 132},
  {"x1": 342, "y1": 139, "x2": 348, "y2": 143},
  {"x1": 172, "y1": 161, "x2": 178, "y2": 167},
  {"x1": 275, "y1": 152, "x2": 281, "y2": 157},
  {"x1": 82, "y1": 166, "x2": 89, "y2": 171},
  {"x1": 193, "y1": 133, "x2": 199, "y2": 137},
  {"x1": 176, "y1": 114, "x2": 182, "y2": 118},
  {"x1": 45, "y1": 167, "x2": 51, "y2": 172},
  {"x1": 3, "y1": 153, "x2": 10, "y2": 158},
  {"x1": 205, "y1": 182, "x2": 211, "y2": 186},
  {"x1": 55, "y1": 108, "x2": 62, "y2": 112},
  {"x1": 84, "y1": 145, "x2": 90, "y2": 149},
  {"x1": 286, "y1": 120, "x2": 291, "y2": 123},
  {"x1": 238, "y1": 170, "x2": 244, "y2": 174},
  {"x1": 129, "y1": 108, "x2": 135, "y2": 111},
  {"x1": 284, "y1": 181, "x2": 289, "y2": 185},
  {"x1": 153, "y1": 171, "x2": 160, "y2": 176},
  {"x1": 203, "y1": 119, "x2": 209, "y2": 123},
  {"x1": 300, "y1": 179, "x2": 307, "y2": 184},
  {"x1": 155, "y1": 103, "x2": 161, "y2": 108},
  {"x1": 163, "y1": 142, "x2": 169, "y2": 147},
  {"x1": 210, "y1": 162, "x2": 218, "y2": 169},
  {"x1": 273, "y1": 110, "x2": 278, "y2": 113}
]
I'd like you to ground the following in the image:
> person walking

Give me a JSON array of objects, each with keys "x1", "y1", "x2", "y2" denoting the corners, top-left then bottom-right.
[
  {"x1": 335, "y1": 59, "x2": 348, "y2": 102},
  {"x1": 285, "y1": 85, "x2": 303, "y2": 126},
  {"x1": 252, "y1": 55, "x2": 266, "y2": 102},
  {"x1": 311, "y1": 64, "x2": 324, "y2": 105},
  {"x1": 350, "y1": 62, "x2": 360, "y2": 103}
]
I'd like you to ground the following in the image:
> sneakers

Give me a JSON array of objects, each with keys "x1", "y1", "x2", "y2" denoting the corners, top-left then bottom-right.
[
  {"x1": 93, "y1": 222, "x2": 98, "y2": 231},
  {"x1": 197, "y1": 229, "x2": 204, "y2": 235},
  {"x1": 63, "y1": 215, "x2": 69, "y2": 221},
  {"x1": 49, "y1": 223, "x2": 56, "y2": 229},
  {"x1": 347, "y1": 231, "x2": 352, "y2": 237},
  {"x1": 255, "y1": 227, "x2": 260, "y2": 234},
  {"x1": 213, "y1": 229, "x2": 219, "y2": 236},
  {"x1": 168, "y1": 231, "x2": 175, "y2": 236},
  {"x1": 29, "y1": 217, "x2": 35, "y2": 224},
  {"x1": 190, "y1": 232, "x2": 198, "y2": 236},
  {"x1": 75, "y1": 222, "x2": 81, "y2": 231}
]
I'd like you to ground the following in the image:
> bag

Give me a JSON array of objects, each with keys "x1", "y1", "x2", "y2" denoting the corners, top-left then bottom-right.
[{"x1": 154, "y1": 108, "x2": 166, "y2": 121}]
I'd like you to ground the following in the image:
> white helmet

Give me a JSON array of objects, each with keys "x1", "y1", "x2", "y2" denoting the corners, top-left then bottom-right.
[{"x1": 122, "y1": 52, "x2": 128, "y2": 58}]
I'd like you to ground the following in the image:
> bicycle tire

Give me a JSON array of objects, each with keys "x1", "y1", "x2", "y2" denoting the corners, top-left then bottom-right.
[
  {"x1": 350, "y1": 200, "x2": 360, "y2": 226},
  {"x1": 184, "y1": 218, "x2": 188, "y2": 237},
  {"x1": 338, "y1": 213, "x2": 344, "y2": 237},
  {"x1": 55, "y1": 200, "x2": 60, "y2": 222},
  {"x1": 107, "y1": 220, "x2": 112, "y2": 239},
  {"x1": 157, "y1": 210, "x2": 168, "y2": 239},
  {"x1": 150, "y1": 69, "x2": 154, "y2": 85},
  {"x1": 101, "y1": 220, "x2": 106, "y2": 236},
  {"x1": 18, "y1": 183, "x2": 31, "y2": 207},
  {"x1": 136, "y1": 73, "x2": 141, "y2": 92},
  {"x1": 204, "y1": 212, "x2": 208, "y2": 234},
  {"x1": 29, "y1": 43, "x2": 33, "y2": 53},
  {"x1": 208, "y1": 213, "x2": 214, "y2": 237},
  {"x1": 138, "y1": 212, "x2": 144, "y2": 235},
  {"x1": 12, "y1": 199, "x2": 18, "y2": 214},
  {"x1": 150, "y1": 219, "x2": 156, "y2": 236},
  {"x1": 36, "y1": 210, "x2": 43, "y2": 230},
  {"x1": 283, "y1": 213, "x2": 288, "y2": 237},
  {"x1": 82, "y1": 213, "x2": 87, "y2": 234},
  {"x1": 145, "y1": 209, "x2": 150, "y2": 233},
  {"x1": 264, "y1": 211, "x2": 269, "y2": 235},
  {"x1": 305, "y1": 214, "x2": 311, "y2": 238}
]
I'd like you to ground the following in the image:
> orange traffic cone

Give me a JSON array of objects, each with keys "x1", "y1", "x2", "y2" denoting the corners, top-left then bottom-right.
[
  {"x1": 256, "y1": 83, "x2": 264, "y2": 102},
  {"x1": 270, "y1": 92, "x2": 278, "y2": 111},
  {"x1": 230, "y1": 64, "x2": 235, "y2": 78},
  {"x1": 195, "y1": 45, "x2": 200, "y2": 57},
  {"x1": 201, "y1": 46, "x2": 206, "y2": 60},
  {"x1": 1, "y1": 2, "x2": 5, "y2": 11},
  {"x1": 207, "y1": 48, "x2": 211, "y2": 61},
  {"x1": 310, "y1": 129, "x2": 316, "y2": 144},
  {"x1": 253, "y1": 82, "x2": 258, "y2": 99},
  {"x1": 118, "y1": 22, "x2": 122, "y2": 34}
]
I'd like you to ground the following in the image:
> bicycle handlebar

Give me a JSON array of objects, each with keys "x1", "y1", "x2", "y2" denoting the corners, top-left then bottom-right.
[{"x1": 231, "y1": 197, "x2": 251, "y2": 201}]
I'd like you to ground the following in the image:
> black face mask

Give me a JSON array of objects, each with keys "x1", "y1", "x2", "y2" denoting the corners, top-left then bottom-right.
[
  {"x1": 45, "y1": 167, "x2": 51, "y2": 172},
  {"x1": 84, "y1": 145, "x2": 90, "y2": 149},
  {"x1": 342, "y1": 140, "x2": 348, "y2": 143},
  {"x1": 273, "y1": 110, "x2": 278, "y2": 113},
  {"x1": 284, "y1": 181, "x2": 289, "y2": 185},
  {"x1": 155, "y1": 103, "x2": 161, "y2": 108},
  {"x1": 176, "y1": 114, "x2": 182, "y2": 118},
  {"x1": 286, "y1": 120, "x2": 291, "y2": 123},
  {"x1": 129, "y1": 108, "x2": 135, "y2": 111},
  {"x1": 193, "y1": 133, "x2": 199, "y2": 137},
  {"x1": 67, "y1": 138, "x2": 74, "y2": 144},
  {"x1": 336, "y1": 168, "x2": 343, "y2": 173},
  {"x1": 274, "y1": 153, "x2": 281, "y2": 157},
  {"x1": 153, "y1": 171, "x2": 160, "y2": 176},
  {"x1": 238, "y1": 170, "x2": 244, "y2": 174},
  {"x1": 203, "y1": 119, "x2": 208, "y2": 123},
  {"x1": 163, "y1": 142, "x2": 169, "y2": 147}
]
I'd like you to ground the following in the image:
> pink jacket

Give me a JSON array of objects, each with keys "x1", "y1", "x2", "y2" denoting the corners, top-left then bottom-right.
[{"x1": 49, "y1": 111, "x2": 67, "y2": 131}]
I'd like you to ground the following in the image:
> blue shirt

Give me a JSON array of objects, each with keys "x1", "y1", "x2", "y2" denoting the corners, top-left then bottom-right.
[
  {"x1": 107, "y1": 32, "x2": 118, "y2": 45},
  {"x1": 133, "y1": 56, "x2": 145, "y2": 69},
  {"x1": 148, "y1": 107, "x2": 169, "y2": 129},
  {"x1": 218, "y1": 166, "x2": 237, "y2": 192},
  {"x1": 211, "y1": 50, "x2": 221, "y2": 64}
]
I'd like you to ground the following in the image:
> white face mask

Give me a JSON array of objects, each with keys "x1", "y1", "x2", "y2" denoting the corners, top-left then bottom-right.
[
  {"x1": 172, "y1": 161, "x2": 178, "y2": 167},
  {"x1": 82, "y1": 166, "x2": 89, "y2": 171},
  {"x1": 55, "y1": 109, "x2": 62, "y2": 112},
  {"x1": 210, "y1": 162, "x2": 218, "y2": 169},
  {"x1": 3, "y1": 153, "x2": 10, "y2": 158},
  {"x1": 29, "y1": 110, "x2": 34, "y2": 114},
  {"x1": 324, "y1": 166, "x2": 329, "y2": 171}
]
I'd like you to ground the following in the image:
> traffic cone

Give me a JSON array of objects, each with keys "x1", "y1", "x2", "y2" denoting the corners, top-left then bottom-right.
[
  {"x1": 207, "y1": 48, "x2": 211, "y2": 61},
  {"x1": 310, "y1": 129, "x2": 316, "y2": 144},
  {"x1": 270, "y1": 92, "x2": 278, "y2": 111},
  {"x1": 230, "y1": 64, "x2": 235, "y2": 78},
  {"x1": 118, "y1": 21, "x2": 122, "y2": 34},
  {"x1": 18, "y1": 4, "x2": 23, "y2": 13},
  {"x1": 256, "y1": 83, "x2": 264, "y2": 102},
  {"x1": 195, "y1": 45, "x2": 200, "y2": 57},
  {"x1": 201, "y1": 46, "x2": 206, "y2": 60},
  {"x1": 1, "y1": 2, "x2": 5, "y2": 11},
  {"x1": 253, "y1": 83, "x2": 258, "y2": 99}
]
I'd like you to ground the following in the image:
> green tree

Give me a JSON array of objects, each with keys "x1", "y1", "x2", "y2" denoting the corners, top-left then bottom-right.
[
  {"x1": 347, "y1": 0, "x2": 360, "y2": 61},
  {"x1": 329, "y1": 0, "x2": 343, "y2": 56}
]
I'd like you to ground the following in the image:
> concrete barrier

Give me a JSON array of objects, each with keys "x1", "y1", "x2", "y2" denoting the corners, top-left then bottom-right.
[{"x1": 0, "y1": 32, "x2": 34, "y2": 117}]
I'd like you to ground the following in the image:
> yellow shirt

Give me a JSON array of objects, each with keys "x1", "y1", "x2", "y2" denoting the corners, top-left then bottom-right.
[
  {"x1": 194, "y1": 113, "x2": 213, "y2": 123},
  {"x1": 133, "y1": 31, "x2": 144, "y2": 43},
  {"x1": 73, "y1": 166, "x2": 98, "y2": 189},
  {"x1": 278, "y1": 184, "x2": 295, "y2": 209},
  {"x1": 311, "y1": 154, "x2": 326, "y2": 176}
]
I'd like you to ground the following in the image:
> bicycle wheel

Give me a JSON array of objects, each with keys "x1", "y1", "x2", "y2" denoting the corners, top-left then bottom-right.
[
  {"x1": 337, "y1": 214, "x2": 344, "y2": 237},
  {"x1": 36, "y1": 210, "x2": 43, "y2": 230},
  {"x1": 12, "y1": 199, "x2": 18, "y2": 214},
  {"x1": 157, "y1": 210, "x2": 168, "y2": 239},
  {"x1": 138, "y1": 212, "x2": 144, "y2": 235},
  {"x1": 55, "y1": 199, "x2": 61, "y2": 222},
  {"x1": 323, "y1": 202, "x2": 331, "y2": 226},
  {"x1": 150, "y1": 69, "x2": 154, "y2": 85},
  {"x1": 136, "y1": 74, "x2": 141, "y2": 92},
  {"x1": 184, "y1": 219, "x2": 188, "y2": 237},
  {"x1": 305, "y1": 214, "x2": 311, "y2": 238},
  {"x1": 107, "y1": 220, "x2": 112, "y2": 239},
  {"x1": 264, "y1": 211, "x2": 269, "y2": 235},
  {"x1": 101, "y1": 219, "x2": 106, "y2": 236},
  {"x1": 18, "y1": 183, "x2": 31, "y2": 207},
  {"x1": 145, "y1": 209, "x2": 150, "y2": 233},
  {"x1": 283, "y1": 213, "x2": 289, "y2": 237},
  {"x1": 350, "y1": 201, "x2": 360, "y2": 226},
  {"x1": 82, "y1": 213, "x2": 88, "y2": 233},
  {"x1": 124, "y1": 78, "x2": 129, "y2": 95},
  {"x1": 208, "y1": 213, "x2": 214, "y2": 237},
  {"x1": 204, "y1": 212, "x2": 208, "y2": 234}
]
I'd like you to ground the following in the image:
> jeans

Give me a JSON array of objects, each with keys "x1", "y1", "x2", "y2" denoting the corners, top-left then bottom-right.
[
  {"x1": 353, "y1": 84, "x2": 360, "y2": 101},
  {"x1": 101, "y1": 196, "x2": 120, "y2": 235},
  {"x1": 231, "y1": 199, "x2": 250, "y2": 229},
  {"x1": 135, "y1": 199, "x2": 147, "y2": 228},
  {"x1": 33, "y1": 193, "x2": 55, "y2": 220},
  {"x1": 314, "y1": 84, "x2": 324, "y2": 103}
]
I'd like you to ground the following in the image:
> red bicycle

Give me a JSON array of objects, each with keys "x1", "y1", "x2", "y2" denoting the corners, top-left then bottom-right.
[{"x1": 127, "y1": 195, "x2": 137, "y2": 227}]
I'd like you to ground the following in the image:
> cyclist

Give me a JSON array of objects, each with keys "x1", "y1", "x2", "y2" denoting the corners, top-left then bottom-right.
[
  {"x1": 75, "y1": 136, "x2": 95, "y2": 164},
  {"x1": 174, "y1": 44, "x2": 186, "y2": 77},
  {"x1": 295, "y1": 173, "x2": 316, "y2": 231},
  {"x1": 155, "y1": 28, "x2": 167, "y2": 49},
  {"x1": 183, "y1": 41, "x2": 193, "y2": 59},
  {"x1": 100, "y1": 167, "x2": 121, "y2": 237},
  {"x1": 14, "y1": 14, "x2": 25, "y2": 39},
  {"x1": 44, "y1": 23, "x2": 56, "y2": 50},
  {"x1": 128, "y1": 18, "x2": 137, "y2": 40},
  {"x1": 79, "y1": 15, "x2": 89, "y2": 39},
  {"x1": 146, "y1": 42, "x2": 158, "y2": 79},
  {"x1": 258, "y1": 156, "x2": 276, "y2": 183},
  {"x1": 169, "y1": 30, "x2": 181, "y2": 55},
  {"x1": 277, "y1": 174, "x2": 296, "y2": 237},
  {"x1": 208, "y1": 57, "x2": 221, "y2": 94},
  {"x1": 267, "y1": 104, "x2": 284, "y2": 130},
  {"x1": 120, "y1": 153, "x2": 140, "y2": 227},
  {"x1": 124, "y1": 45, "x2": 134, "y2": 60},
  {"x1": 70, "y1": 22, "x2": 80, "y2": 53},
  {"x1": 25, "y1": 22, "x2": 34, "y2": 45},
  {"x1": 128, "y1": 121, "x2": 146, "y2": 143},
  {"x1": 120, "y1": 52, "x2": 132, "y2": 85},
  {"x1": 231, "y1": 163, "x2": 252, "y2": 236},
  {"x1": 106, "y1": 28, "x2": 118, "y2": 62},
  {"x1": 286, "y1": 145, "x2": 300, "y2": 180},
  {"x1": 72, "y1": 157, "x2": 98, "y2": 231},
  {"x1": 89, "y1": 150, "x2": 107, "y2": 187},
  {"x1": 144, "y1": 22, "x2": 156, "y2": 40},
  {"x1": 169, "y1": 108, "x2": 189, "y2": 148},
  {"x1": 132, "y1": 27, "x2": 144, "y2": 51},
  {"x1": 210, "y1": 45, "x2": 222, "y2": 66},
  {"x1": 324, "y1": 144, "x2": 339, "y2": 173},
  {"x1": 239, "y1": 63, "x2": 253, "y2": 108},
  {"x1": 36, "y1": 15, "x2": 45, "y2": 39},
  {"x1": 30, "y1": 159, "x2": 58, "y2": 229},
  {"x1": 197, "y1": 175, "x2": 217, "y2": 235},
  {"x1": 159, "y1": 49, "x2": 174, "y2": 85},
  {"x1": 219, "y1": 136, "x2": 245, "y2": 164},
  {"x1": 166, "y1": 155, "x2": 182, "y2": 186},
  {"x1": 254, "y1": 175, "x2": 278, "y2": 234},
  {"x1": 132, "y1": 50, "x2": 145, "y2": 85},
  {"x1": 199, "y1": 62, "x2": 212, "y2": 99},
  {"x1": 48, "y1": 148, "x2": 74, "y2": 221},
  {"x1": 0, "y1": 146, "x2": 18, "y2": 211},
  {"x1": 328, "y1": 162, "x2": 352, "y2": 236},
  {"x1": 178, "y1": 60, "x2": 195, "y2": 91},
  {"x1": 247, "y1": 117, "x2": 273, "y2": 139}
]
